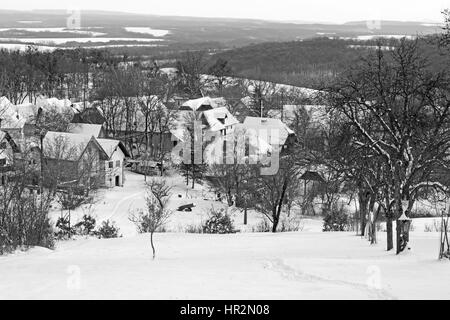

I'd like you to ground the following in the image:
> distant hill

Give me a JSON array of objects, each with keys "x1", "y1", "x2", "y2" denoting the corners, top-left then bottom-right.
[
  {"x1": 0, "y1": 10, "x2": 443, "y2": 49},
  {"x1": 209, "y1": 36, "x2": 448, "y2": 89}
]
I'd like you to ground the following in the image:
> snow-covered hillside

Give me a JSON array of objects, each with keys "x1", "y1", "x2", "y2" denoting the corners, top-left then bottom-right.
[
  {"x1": 1, "y1": 171, "x2": 448, "y2": 300},
  {"x1": 0, "y1": 229, "x2": 448, "y2": 299}
]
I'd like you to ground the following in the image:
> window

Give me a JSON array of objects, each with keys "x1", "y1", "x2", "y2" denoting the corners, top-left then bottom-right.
[
  {"x1": 116, "y1": 160, "x2": 120, "y2": 167},
  {"x1": 108, "y1": 161, "x2": 113, "y2": 169}
]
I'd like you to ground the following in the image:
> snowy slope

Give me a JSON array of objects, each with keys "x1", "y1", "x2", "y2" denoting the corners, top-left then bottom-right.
[
  {"x1": 0, "y1": 231, "x2": 448, "y2": 299},
  {"x1": 2, "y1": 171, "x2": 449, "y2": 299}
]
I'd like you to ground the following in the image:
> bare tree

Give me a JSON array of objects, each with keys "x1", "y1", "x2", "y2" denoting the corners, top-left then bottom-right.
[
  {"x1": 176, "y1": 51, "x2": 208, "y2": 97},
  {"x1": 129, "y1": 178, "x2": 173, "y2": 259},
  {"x1": 326, "y1": 40, "x2": 450, "y2": 253}
]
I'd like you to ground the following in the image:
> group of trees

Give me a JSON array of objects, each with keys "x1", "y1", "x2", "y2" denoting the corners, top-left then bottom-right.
[
  {"x1": 0, "y1": 47, "x2": 121, "y2": 105},
  {"x1": 317, "y1": 36, "x2": 450, "y2": 253},
  {"x1": 204, "y1": 31, "x2": 450, "y2": 253}
]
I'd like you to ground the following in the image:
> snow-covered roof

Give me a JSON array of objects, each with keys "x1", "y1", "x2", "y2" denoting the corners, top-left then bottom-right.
[
  {"x1": 201, "y1": 107, "x2": 239, "y2": 132},
  {"x1": 243, "y1": 117, "x2": 295, "y2": 146},
  {"x1": 170, "y1": 128, "x2": 186, "y2": 142},
  {"x1": 43, "y1": 131, "x2": 99, "y2": 161},
  {"x1": 14, "y1": 103, "x2": 39, "y2": 122},
  {"x1": 0, "y1": 96, "x2": 79, "y2": 130},
  {"x1": 36, "y1": 97, "x2": 74, "y2": 114},
  {"x1": 96, "y1": 138, "x2": 130, "y2": 158},
  {"x1": 0, "y1": 98, "x2": 27, "y2": 130},
  {"x1": 67, "y1": 123, "x2": 103, "y2": 137},
  {"x1": 180, "y1": 97, "x2": 228, "y2": 112}
]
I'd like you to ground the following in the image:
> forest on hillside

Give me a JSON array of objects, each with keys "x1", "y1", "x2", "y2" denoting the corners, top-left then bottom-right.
[{"x1": 209, "y1": 36, "x2": 450, "y2": 88}]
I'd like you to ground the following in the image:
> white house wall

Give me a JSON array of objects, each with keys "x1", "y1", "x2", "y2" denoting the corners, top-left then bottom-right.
[{"x1": 104, "y1": 147, "x2": 126, "y2": 188}]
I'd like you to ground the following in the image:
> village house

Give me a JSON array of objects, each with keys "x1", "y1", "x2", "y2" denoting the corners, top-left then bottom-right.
[
  {"x1": 179, "y1": 96, "x2": 229, "y2": 112},
  {"x1": 43, "y1": 131, "x2": 129, "y2": 189},
  {"x1": 0, "y1": 131, "x2": 15, "y2": 186},
  {"x1": 242, "y1": 117, "x2": 297, "y2": 151},
  {"x1": 174, "y1": 97, "x2": 239, "y2": 137},
  {"x1": 96, "y1": 138, "x2": 130, "y2": 187}
]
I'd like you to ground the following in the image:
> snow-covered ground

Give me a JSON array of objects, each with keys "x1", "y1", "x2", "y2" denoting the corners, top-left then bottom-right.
[
  {"x1": 48, "y1": 171, "x2": 288, "y2": 235},
  {"x1": 124, "y1": 27, "x2": 170, "y2": 37},
  {"x1": 0, "y1": 230, "x2": 448, "y2": 299},
  {"x1": 0, "y1": 27, "x2": 106, "y2": 36},
  {"x1": 1, "y1": 171, "x2": 449, "y2": 300},
  {"x1": 0, "y1": 37, "x2": 164, "y2": 46}
]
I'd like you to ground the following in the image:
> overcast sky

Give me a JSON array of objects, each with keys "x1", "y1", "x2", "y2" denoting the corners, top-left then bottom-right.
[{"x1": 3, "y1": 0, "x2": 450, "y2": 23}]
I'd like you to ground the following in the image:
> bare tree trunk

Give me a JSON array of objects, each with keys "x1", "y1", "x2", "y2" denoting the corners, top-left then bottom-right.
[
  {"x1": 272, "y1": 208, "x2": 279, "y2": 233},
  {"x1": 244, "y1": 203, "x2": 247, "y2": 225},
  {"x1": 396, "y1": 218, "x2": 402, "y2": 254},
  {"x1": 386, "y1": 216, "x2": 393, "y2": 251},
  {"x1": 359, "y1": 191, "x2": 369, "y2": 236},
  {"x1": 150, "y1": 232, "x2": 156, "y2": 260}
]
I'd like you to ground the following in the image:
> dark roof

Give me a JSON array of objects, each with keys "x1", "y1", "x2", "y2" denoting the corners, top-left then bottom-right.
[
  {"x1": 300, "y1": 171, "x2": 325, "y2": 182},
  {"x1": 71, "y1": 107, "x2": 106, "y2": 125}
]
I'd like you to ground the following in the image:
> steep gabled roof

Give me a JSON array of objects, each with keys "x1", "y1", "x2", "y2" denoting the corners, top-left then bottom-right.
[
  {"x1": 43, "y1": 131, "x2": 108, "y2": 161},
  {"x1": 0, "y1": 97, "x2": 28, "y2": 129},
  {"x1": 67, "y1": 123, "x2": 103, "y2": 137},
  {"x1": 71, "y1": 107, "x2": 106, "y2": 125},
  {"x1": 0, "y1": 130, "x2": 20, "y2": 153},
  {"x1": 96, "y1": 138, "x2": 130, "y2": 159},
  {"x1": 201, "y1": 107, "x2": 239, "y2": 132}
]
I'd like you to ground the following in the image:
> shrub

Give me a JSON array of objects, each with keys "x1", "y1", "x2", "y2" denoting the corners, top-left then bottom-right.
[
  {"x1": 202, "y1": 207, "x2": 235, "y2": 234},
  {"x1": 129, "y1": 209, "x2": 153, "y2": 233},
  {"x1": 424, "y1": 223, "x2": 434, "y2": 232},
  {"x1": 185, "y1": 224, "x2": 204, "y2": 233},
  {"x1": 252, "y1": 218, "x2": 272, "y2": 232},
  {"x1": 323, "y1": 205, "x2": 349, "y2": 232},
  {"x1": 424, "y1": 220, "x2": 441, "y2": 232},
  {"x1": 54, "y1": 217, "x2": 76, "y2": 240},
  {"x1": 0, "y1": 192, "x2": 55, "y2": 254},
  {"x1": 74, "y1": 214, "x2": 97, "y2": 236},
  {"x1": 95, "y1": 220, "x2": 121, "y2": 239},
  {"x1": 409, "y1": 207, "x2": 436, "y2": 218},
  {"x1": 279, "y1": 215, "x2": 304, "y2": 232}
]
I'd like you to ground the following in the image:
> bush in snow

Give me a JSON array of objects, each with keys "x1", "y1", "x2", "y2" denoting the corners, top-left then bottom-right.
[
  {"x1": 252, "y1": 218, "x2": 272, "y2": 232},
  {"x1": 322, "y1": 205, "x2": 349, "y2": 232},
  {"x1": 54, "y1": 217, "x2": 76, "y2": 240},
  {"x1": 95, "y1": 220, "x2": 121, "y2": 239},
  {"x1": 202, "y1": 207, "x2": 235, "y2": 234},
  {"x1": 279, "y1": 215, "x2": 304, "y2": 232},
  {"x1": 0, "y1": 181, "x2": 55, "y2": 254},
  {"x1": 74, "y1": 214, "x2": 97, "y2": 236},
  {"x1": 424, "y1": 220, "x2": 441, "y2": 232},
  {"x1": 184, "y1": 223, "x2": 204, "y2": 233}
]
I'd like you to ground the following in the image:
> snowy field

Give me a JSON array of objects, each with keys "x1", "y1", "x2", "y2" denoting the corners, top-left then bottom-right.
[
  {"x1": 0, "y1": 171, "x2": 449, "y2": 300},
  {"x1": 124, "y1": 27, "x2": 170, "y2": 37},
  {"x1": 0, "y1": 230, "x2": 448, "y2": 299},
  {"x1": 0, "y1": 37, "x2": 164, "y2": 45}
]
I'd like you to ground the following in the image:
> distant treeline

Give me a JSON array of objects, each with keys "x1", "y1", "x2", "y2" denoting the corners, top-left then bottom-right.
[{"x1": 208, "y1": 36, "x2": 450, "y2": 89}]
